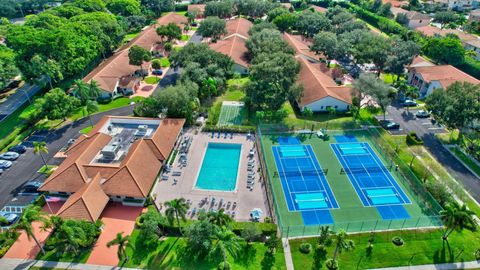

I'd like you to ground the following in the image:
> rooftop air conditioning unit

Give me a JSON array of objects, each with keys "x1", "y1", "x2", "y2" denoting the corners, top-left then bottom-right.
[
  {"x1": 101, "y1": 144, "x2": 121, "y2": 160},
  {"x1": 135, "y1": 125, "x2": 148, "y2": 137}
]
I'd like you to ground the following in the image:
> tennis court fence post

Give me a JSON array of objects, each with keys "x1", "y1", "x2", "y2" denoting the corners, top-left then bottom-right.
[
  {"x1": 373, "y1": 220, "x2": 378, "y2": 231},
  {"x1": 388, "y1": 220, "x2": 392, "y2": 230},
  {"x1": 360, "y1": 221, "x2": 364, "y2": 232}
]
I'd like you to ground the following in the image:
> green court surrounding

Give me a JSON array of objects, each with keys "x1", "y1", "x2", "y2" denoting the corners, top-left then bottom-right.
[
  {"x1": 217, "y1": 101, "x2": 244, "y2": 126},
  {"x1": 258, "y1": 125, "x2": 442, "y2": 236}
]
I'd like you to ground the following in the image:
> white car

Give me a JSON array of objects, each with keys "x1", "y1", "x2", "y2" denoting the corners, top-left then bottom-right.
[
  {"x1": 0, "y1": 160, "x2": 13, "y2": 169},
  {"x1": 0, "y1": 152, "x2": 20, "y2": 161},
  {"x1": 1, "y1": 213, "x2": 19, "y2": 225}
]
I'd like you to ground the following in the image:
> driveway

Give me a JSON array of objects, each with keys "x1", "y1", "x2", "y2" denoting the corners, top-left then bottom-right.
[
  {"x1": 86, "y1": 203, "x2": 144, "y2": 266},
  {"x1": 0, "y1": 105, "x2": 134, "y2": 209},
  {"x1": 385, "y1": 103, "x2": 480, "y2": 203}
]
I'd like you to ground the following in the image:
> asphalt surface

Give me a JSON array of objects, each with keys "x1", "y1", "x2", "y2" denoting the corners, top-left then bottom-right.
[
  {"x1": 384, "y1": 103, "x2": 480, "y2": 203},
  {"x1": 0, "y1": 83, "x2": 41, "y2": 122},
  {"x1": 0, "y1": 105, "x2": 134, "y2": 208}
]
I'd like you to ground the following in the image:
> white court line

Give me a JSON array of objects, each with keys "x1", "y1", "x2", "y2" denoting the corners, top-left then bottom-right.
[{"x1": 273, "y1": 146, "x2": 298, "y2": 212}]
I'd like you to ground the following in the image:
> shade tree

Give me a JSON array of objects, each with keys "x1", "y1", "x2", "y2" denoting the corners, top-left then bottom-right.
[
  {"x1": 295, "y1": 10, "x2": 331, "y2": 37},
  {"x1": 34, "y1": 88, "x2": 80, "y2": 120},
  {"x1": 311, "y1": 31, "x2": 339, "y2": 67},
  {"x1": 156, "y1": 22, "x2": 182, "y2": 42},
  {"x1": 128, "y1": 45, "x2": 151, "y2": 77},
  {"x1": 204, "y1": 0, "x2": 234, "y2": 19},
  {"x1": 197, "y1": 16, "x2": 226, "y2": 41},
  {"x1": 107, "y1": 0, "x2": 141, "y2": 16},
  {"x1": 0, "y1": 45, "x2": 18, "y2": 90}
]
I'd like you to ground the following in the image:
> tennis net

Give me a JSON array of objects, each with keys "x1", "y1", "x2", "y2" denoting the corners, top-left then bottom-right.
[
  {"x1": 340, "y1": 165, "x2": 392, "y2": 174},
  {"x1": 275, "y1": 169, "x2": 327, "y2": 177}
]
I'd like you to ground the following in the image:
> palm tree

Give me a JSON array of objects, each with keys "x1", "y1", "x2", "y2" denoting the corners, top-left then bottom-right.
[
  {"x1": 326, "y1": 230, "x2": 355, "y2": 269},
  {"x1": 53, "y1": 219, "x2": 85, "y2": 256},
  {"x1": 107, "y1": 232, "x2": 132, "y2": 264},
  {"x1": 207, "y1": 209, "x2": 232, "y2": 227},
  {"x1": 212, "y1": 227, "x2": 242, "y2": 269},
  {"x1": 164, "y1": 198, "x2": 189, "y2": 234},
  {"x1": 85, "y1": 100, "x2": 99, "y2": 127},
  {"x1": 13, "y1": 205, "x2": 50, "y2": 255},
  {"x1": 33, "y1": 141, "x2": 49, "y2": 169},
  {"x1": 88, "y1": 80, "x2": 101, "y2": 100},
  {"x1": 440, "y1": 201, "x2": 477, "y2": 242},
  {"x1": 72, "y1": 79, "x2": 91, "y2": 105}
]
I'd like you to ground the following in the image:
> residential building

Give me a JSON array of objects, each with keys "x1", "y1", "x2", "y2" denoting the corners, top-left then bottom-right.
[
  {"x1": 382, "y1": 0, "x2": 408, "y2": 7},
  {"x1": 283, "y1": 33, "x2": 352, "y2": 112},
  {"x1": 209, "y1": 18, "x2": 253, "y2": 75},
  {"x1": 465, "y1": 39, "x2": 480, "y2": 59},
  {"x1": 430, "y1": 0, "x2": 474, "y2": 10},
  {"x1": 39, "y1": 116, "x2": 185, "y2": 222},
  {"x1": 83, "y1": 13, "x2": 187, "y2": 98},
  {"x1": 187, "y1": 4, "x2": 205, "y2": 18},
  {"x1": 392, "y1": 7, "x2": 431, "y2": 28},
  {"x1": 469, "y1": 9, "x2": 480, "y2": 21},
  {"x1": 407, "y1": 55, "x2": 480, "y2": 97}
]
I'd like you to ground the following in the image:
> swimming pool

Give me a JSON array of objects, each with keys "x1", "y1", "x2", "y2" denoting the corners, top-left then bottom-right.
[{"x1": 195, "y1": 143, "x2": 242, "y2": 191}]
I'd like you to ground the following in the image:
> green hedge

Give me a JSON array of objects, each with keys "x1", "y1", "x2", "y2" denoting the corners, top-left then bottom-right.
[
  {"x1": 0, "y1": 230, "x2": 20, "y2": 258},
  {"x1": 456, "y1": 56, "x2": 480, "y2": 79},
  {"x1": 232, "y1": 222, "x2": 277, "y2": 236},
  {"x1": 175, "y1": 4, "x2": 188, "y2": 12},
  {"x1": 202, "y1": 125, "x2": 256, "y2": 133},
  {"x1": 0, "y1": 124, "x2": 30, "y2": 152},
  {"x1": 406, "y1": 132, "x2": 423, "y2": 145}
]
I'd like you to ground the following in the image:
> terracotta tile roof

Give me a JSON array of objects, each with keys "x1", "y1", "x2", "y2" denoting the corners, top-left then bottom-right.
[
  {"x1": 465, "y1": 38, "x2": 480, "y2": 48},
  {"x1": 209, "y1": 36, "x2": 249, "y2": 68},
  {"x1": 297, "y1": 57, "x2": 352, "y2": 107},
  {"x1": 406, "y1": 11, "x2": 430, "y2": 20},
  {"x1": 283, "y1": 33, "x2": 320, "y2": 61},
  {"x1": 225, "y1": 18, "x2": 253, "y2": 39},
  {"x1": 409, "y1": 55, "x2": 435, "y2": 68},
  {"x1": 56, "y1": 174, "x2": 109, "y2": 222},
  {"x1": 382, "y1": 0, "x2": 407, "y2": 7},
  {"x1": 83, "y1": 13, "x2": 187, "y2": 93},
  {"x1": 410, "y1": 65, "x2": 480, "y2": 88},
  {"x1": 415, "y1": 25, "x2": 478, "y2": 43},
  {"x1": 188, "y1": 4, "x2": 205, "y2": 15},
  {"x1": 310, "y1": 5, "x2": 327, "y2": 13},
  {"x1": 148, "y1": 118, "x2": 185, "y2": 160}
]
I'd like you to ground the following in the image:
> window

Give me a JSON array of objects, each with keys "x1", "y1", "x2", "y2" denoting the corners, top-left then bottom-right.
[
  {"x1": 126, "y1": 196, "x2": 134, "y2": 200},
  {"x1": 320, "y1": 106, "x2": 324, "y2": 109}
]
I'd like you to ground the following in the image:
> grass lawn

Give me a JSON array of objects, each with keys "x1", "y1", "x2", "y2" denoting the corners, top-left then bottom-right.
[
  {"x1": 207, "y1": 78, "x2": 248, "y2": 126},
  {"x1": 123, "y1": 31, "x2": 141, "y2": 43},
  {"x1": 380, "y1": 73, "x2": 398, "y2": 84},
  {"x1": 290, "y1": 229, "x2": 480, "y2": 269},
  {"x1": 35, "y1": 247, "x2": 92, "y2": 264},
  {"x1": 159, "y1": 57, "x2": 170, "y2": 67},
  {"x1": 79, "y1": 126, "x2": 93, "y2": 134},
  {"x1": 450, "y1": 147, "x2": 480, "y2": 177},
  {"x1": 123, "y1": 231, "x2": 286, "y2": 269},
  {"x1": 69, "y1": 96, "x2": 144, "y2": 121},
  {"x1": 144, "y1": 76, "x2": 161, "y2": 84},
  {"x1": 37, "y1": 165, "x2": 56, "y2": 174},
  {"x1": 181, "y1": 34, "x2": 190, "y2": 41}
]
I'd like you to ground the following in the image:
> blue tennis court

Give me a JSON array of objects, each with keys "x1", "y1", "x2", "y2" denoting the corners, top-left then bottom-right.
[
  {"x1": 330, "y1": 141, "x2": 411, "y2": 219},
  {"x1": 272, "y1": 139, "x2": 338, "y2": 225}
]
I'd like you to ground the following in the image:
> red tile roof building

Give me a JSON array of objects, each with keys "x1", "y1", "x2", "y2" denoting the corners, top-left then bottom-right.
[{"x1": 40, "y1": 116, "x2": 185, "y2": 221}]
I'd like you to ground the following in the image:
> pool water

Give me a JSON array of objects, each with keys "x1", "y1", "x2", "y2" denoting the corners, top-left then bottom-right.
[{"x1": 195, "y1": 143, "x2": 242, "y2": 191}]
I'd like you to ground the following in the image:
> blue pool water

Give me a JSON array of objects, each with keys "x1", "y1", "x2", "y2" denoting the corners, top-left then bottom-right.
[{"x1": 195, "y1": 143, "x2": 241, "y2": 191}]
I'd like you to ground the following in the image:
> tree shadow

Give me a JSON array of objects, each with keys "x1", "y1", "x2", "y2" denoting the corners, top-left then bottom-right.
[
  {"x1": 433, "y1": 240, "x2": 454, "y2": 264},
  {"x1": 261, "y1": 250, "x2": 276, "y2": 270},
  {"x1": 236, "y1": 243, "x2": 257, "y2": 266}
]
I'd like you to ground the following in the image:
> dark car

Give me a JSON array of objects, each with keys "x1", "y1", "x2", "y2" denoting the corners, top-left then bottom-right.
[
  {"x1": 8, "y1": 144, "x2": 27, "y2": 154},
  {"x1": 22, "y1": 181, "x2": 43, "y2": 193},
  {"x1": 379, "y1": 120, "x2": 400, "y2": 130},
  {"x1": 403, "y1": 99, "x2": 417, "y2": 107},
  {"x1": 152, "y1": 69, "x2": 163, "y2": 76}
]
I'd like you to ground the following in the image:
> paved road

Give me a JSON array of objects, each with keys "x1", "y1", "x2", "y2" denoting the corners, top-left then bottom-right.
[
  {"x1": 385, "y1": 103, "x2": 480, "y2": 203},
  {"x1": 0, "y1": 105, "x2": 134, "y2": 209},
  {"x1": 0, "y1": 83, "x2": 41, "y2": 122}
]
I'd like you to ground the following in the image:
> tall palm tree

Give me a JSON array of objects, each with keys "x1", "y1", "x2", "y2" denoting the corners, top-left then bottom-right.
[
  {"x1": 88, "y1": 80, "x2": 101, "y2": 100},
  {"x1": 85, "y1": 100, "x2": 99, "y2": 127},
  {"x1": 212, "y1": 227, "x2": 242, "y2": 268},
  {"x1": 53, "y1": 219, "x2": 85, "y2": 256},
  {"x1": 207, "y1": 209, "x2": 232, "y2": 227},
  {"x1": 326, "y1": 230, "x2": 355, "y2": 269},
  {"x1": 33, "y1": 141, "x2": 49, "y2": 169},
  {"x1": 107, "y1": 232, "x2": 132, "y2": 264},
  {"x1": 164, "y1": 198, "x2": 189, "y2": 234},
  {"x1": 440, "y1": 201, "x2": 477, "y2": 242},
  {"x1": 13, "y1": 205, "x2": 50, "y2": 255},
  {"x1": 72, "y1": 79, "x2": 91, "y2": 105}
]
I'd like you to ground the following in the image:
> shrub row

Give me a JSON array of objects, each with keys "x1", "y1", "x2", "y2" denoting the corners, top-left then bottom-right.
[
  {"x1": 0, "y1": 124, "x2": 30, "y2": 153},
  {"x1": 406, "y1": 132, "x2": 423, "y2": 145},
  {"x1": 457, "y1": 56, "x2": 480, "y2": 79},
  {"x1": 202, "y1": 124, "x2": 256, "y2": 133},
  {"x1": 231, "y1": 221, "x2": 277, "y2": 236}
]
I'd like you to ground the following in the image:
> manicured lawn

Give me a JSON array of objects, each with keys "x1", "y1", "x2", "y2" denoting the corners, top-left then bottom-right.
[
  {"x1": 124, "y1": 231, "x2": 286, "y2": 269},
  {"x1": 159, "y1": 57, "x2": 170, "y2": 67},
  {"x1": 450, "y1": 147, "x2": 480, "y2": 177},
  {"x1": 290, "y1": 229, "x2": 480, "y2": 269},
  {"x1": 79, "y1": 126, "x2": 93, "y2": 134},
  {"x1": 69, "y1": 96, "x2": 144, "y2": 121},
  {"x1": 207, "y1": 79, "x2": 248, "y2": 126},
  {"x1": 181, "y1": 34, "x2": 190, "y2": 41},
  {"x1": 144, "y1": 76, "x2": 161, "y2": 84},
  {"x1": 36, "y1": 247, "x2": 92, "y2": 264},
  {"x1": 380, "y1": 73, "x2": 398, "y2": 84}
]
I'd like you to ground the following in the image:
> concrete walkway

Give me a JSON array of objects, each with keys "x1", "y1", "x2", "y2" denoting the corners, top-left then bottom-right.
[
  {"x1": 370, "y1": 260, "x2": 480, "y2": 270},
  {"x1": 282, "y1": 238, "x2": 294, "y2": 270},
  {"x1": 0, "y1": 258, "x2": 141, "y2": 270}
]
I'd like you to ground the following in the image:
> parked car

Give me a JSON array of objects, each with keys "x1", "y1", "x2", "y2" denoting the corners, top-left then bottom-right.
[
  {"x1": 22, "y1": 181, "x2": 43, "y2": 193},
  {"x1": 0, "y1": 152, "x2": 20, "y2": 161},
  {"x1": 379, "y1": 120, "x2": 400, "y2": 130},
  {"x1": 415, "y1": 110, "x2": 430, "y2": 118},
  {"x1": 191, "y1": 22, "x2": 198, "y2": 27},
  {"x1": 152, "y1": 69, "x2": 163, "y2": 76},
  {"x1": 0, "y1": 160, "x2": 13, "y2": 169},
  {"x1": 8, "y1": 144, "x2": 27, "y2": 154},
  {"x1": 0, "y1": 169, "x2": 3, "y2": 175},
  {"x1": 1, "y1": 213, "x2": 19, "y2": 225},
  {"x1": 403, "y1": 99, "x2": 417, "y2": 107}
]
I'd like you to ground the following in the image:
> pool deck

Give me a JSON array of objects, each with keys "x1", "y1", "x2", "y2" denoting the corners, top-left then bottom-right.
[{"x1": 153, "y1": 131, "x2": 270, "y2": 221}]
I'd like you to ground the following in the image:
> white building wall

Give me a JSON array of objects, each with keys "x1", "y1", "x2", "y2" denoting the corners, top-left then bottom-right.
[
  {"x1": 303, "y1": 96, "x2": 350, "y2": 112},
  {"x1": 426, "y1": 81, "x2": 443, "y2": 96}
]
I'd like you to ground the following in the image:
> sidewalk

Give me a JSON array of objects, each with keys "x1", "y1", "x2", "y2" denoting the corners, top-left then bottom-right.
[
  {"x1": 0, "y1": 258, "x2": 141, "y2": 270},
  {"x1": 282, "y1": 238, "x2": 294, "y2": 270},
  {"x1": 370, "y1": 260, "x2": 480, "y2": 270}
]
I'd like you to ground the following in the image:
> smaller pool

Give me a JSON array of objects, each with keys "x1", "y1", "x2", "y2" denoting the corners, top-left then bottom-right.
[{"x1": 195, "y1": 143, "x2": 242, "y2": 191}]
